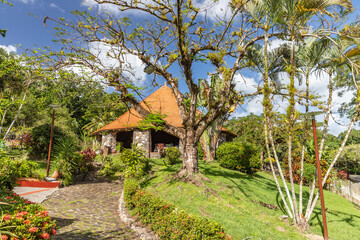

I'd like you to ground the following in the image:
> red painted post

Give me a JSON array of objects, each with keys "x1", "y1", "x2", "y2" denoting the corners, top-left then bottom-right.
[
  {"x1": 46, "y1": 108, "x2": 56, "y2": 177},
  {"x1": 312, "y1": 116, "x2": 328, "y2": 240}
]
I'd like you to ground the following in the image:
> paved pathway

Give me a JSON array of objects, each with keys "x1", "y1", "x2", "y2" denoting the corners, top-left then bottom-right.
[
  {"x1": 42, "y1": 182, "x2": 138, "y2": 240},
  {"x1": 14, "y1": 187, "x2": 58, "y2": 203}
]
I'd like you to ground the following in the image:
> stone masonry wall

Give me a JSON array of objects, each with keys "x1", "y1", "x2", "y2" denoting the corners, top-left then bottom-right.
[
  {"x1": 133, "y1": 130, "x2": 151, "y2": 158},
  {"x1": 102, "y1": 132, "x2": 117, "y2": 154}
]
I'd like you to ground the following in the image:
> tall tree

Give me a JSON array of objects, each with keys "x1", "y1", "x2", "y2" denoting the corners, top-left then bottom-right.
[{"x1": 37, "y1": 0, "x2": 268, "y2": 178}]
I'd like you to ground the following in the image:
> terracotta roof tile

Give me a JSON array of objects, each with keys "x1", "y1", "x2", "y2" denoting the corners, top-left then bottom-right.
[{"x1": 93, "y1": 85, "x2": 236, "y2": 136}]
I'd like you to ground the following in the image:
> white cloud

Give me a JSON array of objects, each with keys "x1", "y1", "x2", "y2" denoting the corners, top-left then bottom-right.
[
  {"x1": 234, "y1": 74, "x2": 258, "y2": 94},
  {"x1": 0, "y1": 45, "x2": 17, "y2": 53},
  {"x1": 268, "y1": 39, "x2": 290, "y2": 51},
  {"x1": 20, "y1": 0, "x2": 36, "y2": 4},
  {"x1": 194, "y1": 0, "x2": 233, "y2": 21},
  {"x1": 50, "y1": 3, "x2": 65, "y2": 12},
  {"x1": 88, "y1": 41, "x2": 147, "y2": 85}
]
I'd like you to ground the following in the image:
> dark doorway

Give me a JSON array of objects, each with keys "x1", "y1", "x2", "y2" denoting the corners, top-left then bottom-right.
[
  {"x1": 151, "y1": 130, "x2": 179, "y2": 152},
  {"x1": 116, "y1": 131, "x2": 133, "y2": 149}
]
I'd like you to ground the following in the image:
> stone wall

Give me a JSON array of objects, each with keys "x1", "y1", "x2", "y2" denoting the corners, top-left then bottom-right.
[
  {"x1": 133, "y1": 130, "x2": 151, "y2": 158},
  {"x1": 330, "y1": 177, "x2": 360, "y2": 206},
  {"x1": 102, "y1": 132, "x2": 117, "y2": 154}
]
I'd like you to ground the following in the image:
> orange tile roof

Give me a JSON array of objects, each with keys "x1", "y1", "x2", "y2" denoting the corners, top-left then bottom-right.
[
  {"x1": 93, "y1": 85, "x2": 236, "y2": 136},
  {"x1": 93, "y1": 85, "x2": 182, "y2": 134}
]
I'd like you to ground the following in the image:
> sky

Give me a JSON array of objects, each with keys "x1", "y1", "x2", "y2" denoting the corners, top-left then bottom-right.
[{"x1": 1, "y1": 0, "x2": 360, "y2": 136}]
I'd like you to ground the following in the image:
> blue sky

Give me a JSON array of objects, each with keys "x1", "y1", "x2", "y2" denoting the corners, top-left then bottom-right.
[{"x1": 1, "y1": 0, "x2": 360, "y2": 136}]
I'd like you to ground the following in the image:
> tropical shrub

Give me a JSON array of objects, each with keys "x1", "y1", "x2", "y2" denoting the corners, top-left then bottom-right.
[
  {"x1": 165, "y1": 147, "x2": 181, "y2": 165},
  {"x1": 0, "y1": 158, "x2": 39, "y2": 190},
  {"x1": 121, "y1": 146, "x2": 150, "y2": 179},
  {"x1": 80, "y1": 148, "x2": 96, "y2": 169},
  {"x1": 99, "y1": 155, "x2": 125, "y2": 179},
  {"x1": 123, "y1": 178, "x2": 232, "y2": 240},
  {"x1": 52, "y1": 138, "x2": 84, "y2": 186},
  {"x1": 30, "y1": 124, "x2": 68, "y2": 157},
  {"x1": 216, "y1": 142, "x2": 260, "y2": 174},
  {"x1": 0, "y1": 190, "x2": 56, "y2": 240}
]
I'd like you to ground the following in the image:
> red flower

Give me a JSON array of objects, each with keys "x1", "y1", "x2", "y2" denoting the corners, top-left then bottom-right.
[
  {"x1": 40, "y1": 233, "x2": 50, "y2": 239},
  {"x1": 29, "y1": 227, "x2": 38, "y2": 233},
  {"x1": 51, "y1": 229, "x2": 56, "y2": 235},
  {"x1": 24, "y1": 200, "x2": 32, "y2": 204},
  {"x1": 5, "y1": 197, "x2": 11, "y2": 200},
  {"x1": 24, "y1": 220, "x2": 31, "y2": 225},
  {"x1": 2, "y1": 214, "x2": 11, "y2": 221},
  {"x1": 1, "y1": 235, "x2": 8, "y2": 240},
  {"x1": 41, "y1": 211, "x2": 49, "y2": 217},
  {"x1": 12, "y1": 193, "x2": 17, "y2": 196}
]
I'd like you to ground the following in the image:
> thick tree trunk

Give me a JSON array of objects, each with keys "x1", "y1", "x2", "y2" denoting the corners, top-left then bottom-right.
[{"x1": 178, "y1": 129, "x2": 199, "y2": 178}]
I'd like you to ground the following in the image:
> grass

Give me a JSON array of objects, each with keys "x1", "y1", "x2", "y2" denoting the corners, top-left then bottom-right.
[{"x1": 144, "y1": 159, "x2": 360, "y2": 240}]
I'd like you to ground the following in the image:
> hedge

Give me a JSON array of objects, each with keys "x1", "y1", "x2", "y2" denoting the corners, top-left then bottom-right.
[{"x1": 124, "y1": 178, "x2": 232, "y2": 240}]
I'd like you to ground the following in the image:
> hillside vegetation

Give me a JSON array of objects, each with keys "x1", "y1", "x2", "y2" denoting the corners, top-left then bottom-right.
[{"x1": 144, "y1": 159, "x2": 360, "y2": 240}]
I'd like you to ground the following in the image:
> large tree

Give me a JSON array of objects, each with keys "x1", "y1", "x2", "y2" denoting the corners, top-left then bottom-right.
[{"x1": 37, "y1": 0, "x2": 268, "y2": 178}]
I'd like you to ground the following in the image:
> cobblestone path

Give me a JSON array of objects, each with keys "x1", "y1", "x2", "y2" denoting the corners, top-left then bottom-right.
[{"x1": 42, "y1": 182, "x2": 138, "y2": 240}]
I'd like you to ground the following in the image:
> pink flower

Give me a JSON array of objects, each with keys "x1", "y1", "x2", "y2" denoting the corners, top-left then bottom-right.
[
  {"x1": 1, "y1": 235, "x2": 8, "y2": 240},
  {"x1": 40, "y1": 233, "x2": 50, "y2": 239},
  {"x1": 29, "y1": 227, "x2": 38, "y2": 233},
  {"x1": 51, "y1": 229, "x2": 56, "y2": 235},
  {"x1": 24, "y1": 220, "x2": 31, "y2": 225}
]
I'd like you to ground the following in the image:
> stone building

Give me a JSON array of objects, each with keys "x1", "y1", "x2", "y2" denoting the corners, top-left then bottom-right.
[{"x1": 92, "y1": 85, "x2": 235, "y2": 158}]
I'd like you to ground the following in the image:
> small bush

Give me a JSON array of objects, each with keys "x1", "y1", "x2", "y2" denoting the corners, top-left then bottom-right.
[
  {"x1": 165, "y1": 147, "x2": 181, "y2": 165},
  {"x1": 99, "y1": 155, "x2": 125, "y2": 179},
  {"x1": 0, "y1": 157, "x2": 39, "y2": 190},
  {"x1": 216, "y1": 142, "x2": 260, "y2": 175},
  {"x1": 121, "y1": 146, "x2": 150, "y2": 179},
  {"x1": 123, "y1": 178, "x2": 232, "y2": 240},
  {"x1": 0, "y1": 190, "x2": 56, "y2": 240}
]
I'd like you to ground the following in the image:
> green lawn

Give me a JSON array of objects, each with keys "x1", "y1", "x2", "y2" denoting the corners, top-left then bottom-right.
[{"x1": 144, "y1": 159, "x2": 360, "y2": 240}]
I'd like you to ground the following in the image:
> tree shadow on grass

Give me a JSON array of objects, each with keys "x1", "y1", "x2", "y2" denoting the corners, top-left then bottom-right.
[{"x1": 310, "y1": 206, "x2": 360, "y2": 228}]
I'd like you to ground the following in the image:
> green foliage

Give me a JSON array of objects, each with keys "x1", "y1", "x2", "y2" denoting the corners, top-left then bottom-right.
[
  {"x1": 53, "y1": 138, "x2": 84, "y2": 186},
  {"x1": 0, "y1": 157, "x2": 38, "y2": 190},
  {"x1": 121, "y1": 145, "x2": 150, "y2": 179},
  {"x1": 338, "y1": 129, "x2": 360, "y2": 146},
  {"x1": 99, "y1": 155, "x2": 125, "y2": 179},
  {"x1": 123, "y1": 178, "x2": 232, "y2": 240},
  {"x1": 336, "y1": 144, "x2": 360, "y2": 174},
  {"x1": 165, "y1": 147, "x2": 181, "y2": 165},
  {"x1": 198, "y1": 142, "x2": 204, "y2": 160},
  {"x1": 0, "y1": 190, "x2": 56, "y2": 240},
  {"x1": 138, "y1": 113, "x2": 167, "y2": 131},
  {"x1": 216, "y1": 142, "x2": 260, "y2": 175},
  {"x1": 29, "y1": 123, "x2": 69, "y2": 157}
]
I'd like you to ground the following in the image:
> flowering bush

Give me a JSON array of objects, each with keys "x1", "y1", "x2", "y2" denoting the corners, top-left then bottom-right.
[
  {"x1": 0, "y1": 190, "x2": 56, "y2": 240},
  {"x1": 124, "y1": 178, "x2": 232, "y2": 240}
]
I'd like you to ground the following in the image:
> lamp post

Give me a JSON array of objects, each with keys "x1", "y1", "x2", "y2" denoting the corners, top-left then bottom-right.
[
  {"x1": 309, "y1": 112, "x2": 328, "y2": 240},
  {"x1": 46, "y1": 104, "x2": 60, "y2": 178}
]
